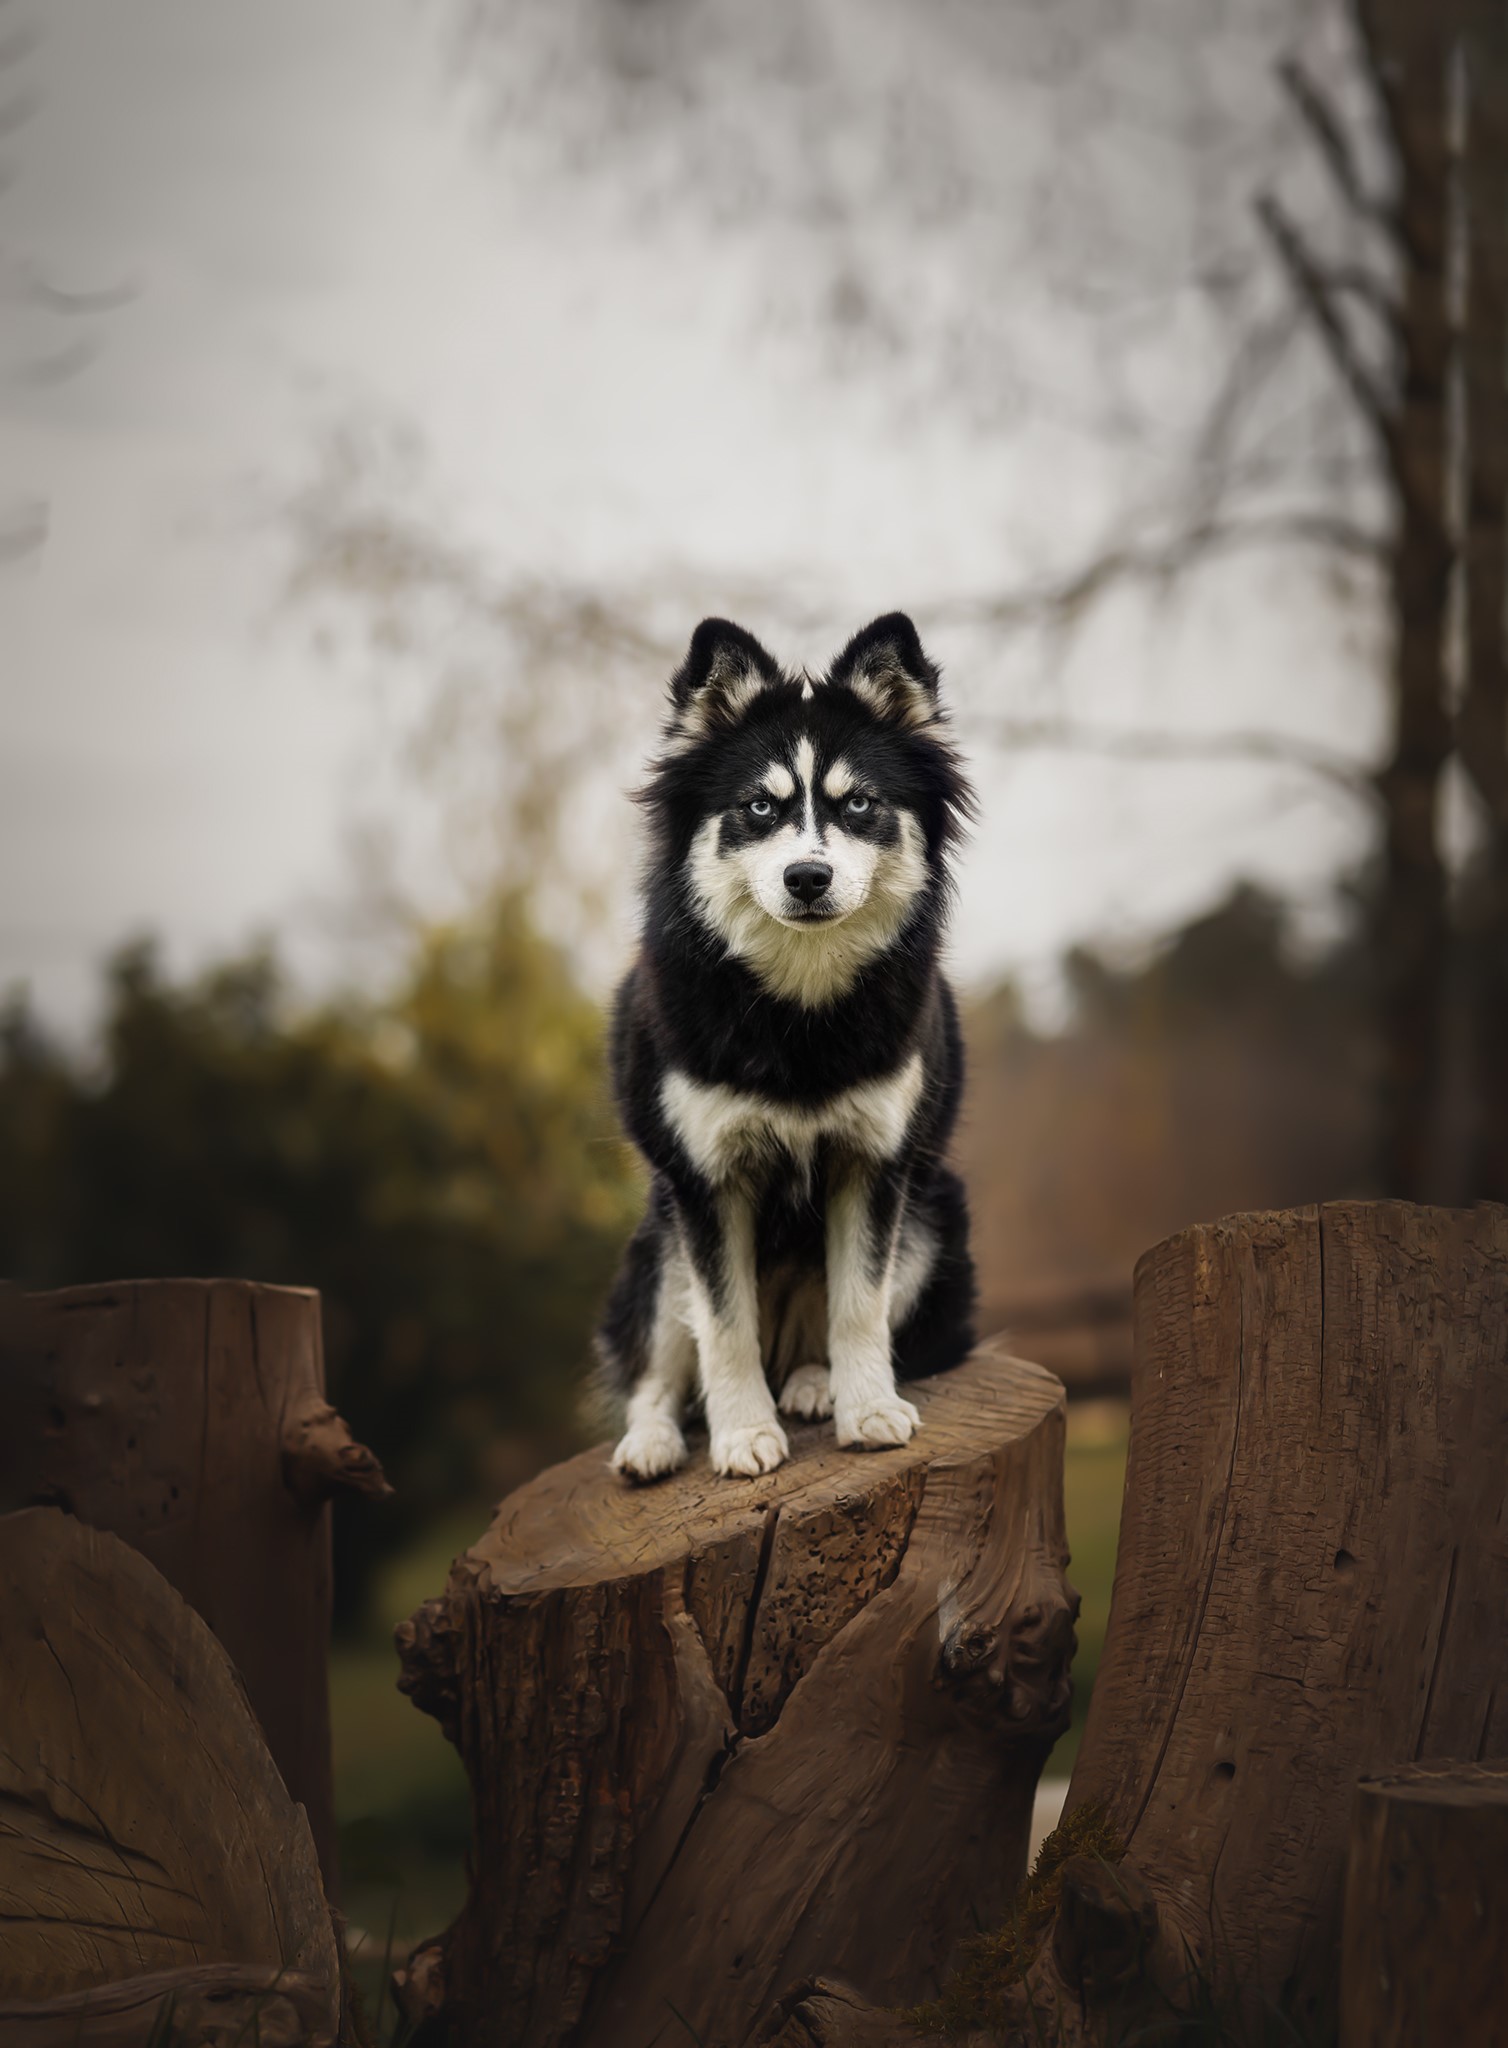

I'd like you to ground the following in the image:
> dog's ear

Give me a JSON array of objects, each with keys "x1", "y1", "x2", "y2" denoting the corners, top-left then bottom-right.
[
  {"x1": 829, "y1": 613, "x2": 942, "y2": 730},
  {"x1": 665, "y1": 618, "x2": 782, "y2": 742}
]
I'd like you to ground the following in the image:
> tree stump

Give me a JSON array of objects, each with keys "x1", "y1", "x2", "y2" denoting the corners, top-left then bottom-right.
[
  {"x1": 394, "y1": 1344, "x2": 1076, "y2": 2048},
  {"x1": 977, "y1": 1202, "x2": 1508, "y2": 2042},
  {"x1": 757, "y1": 1980, "x2": 930, "y2": 2048},
  {"x1": 0, "y1": 1280, "x2": 390, "y2": 1894},
  {"x1": 0, "y1": 1507, "x2": 339, "y2": 2041},
  {"x1": 1339, "y1": 1760, "x2": 1508, "y2": 2046}
]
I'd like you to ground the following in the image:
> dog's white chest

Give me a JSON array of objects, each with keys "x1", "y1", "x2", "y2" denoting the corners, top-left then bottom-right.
[{"x1": 661, "y1": 1053, "x2": 924, "y2": 1184}]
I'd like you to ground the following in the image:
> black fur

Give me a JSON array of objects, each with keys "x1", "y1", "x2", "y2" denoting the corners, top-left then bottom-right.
[{"x1": 598, "y1": 613, "x2": 978, "y2": 1453}]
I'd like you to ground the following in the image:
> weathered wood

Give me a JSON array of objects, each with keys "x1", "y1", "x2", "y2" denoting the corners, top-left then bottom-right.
[
  {"x1": 757, "y1": 1980, "x2": 929, "y2": 2048},
  {"x1": 0, "y1": 1507, "x2": 339, "y2": 2037},
  {"x1": 1340, "y1": 1760, "x2": 1508, "y2": 2046},
  {"x1": 0, "y1": 1964, "x2": 335, "y2": 2048},
  {"x1": 396, "y1": 1343, "x2": 1077, "y2": 2048},
  {"x1": 0, "y1": 1279, "x2": 389, "y2": 1893},
  {"x1": 987, "y1": 1202, "x2": 1508, "y2": 2042}
]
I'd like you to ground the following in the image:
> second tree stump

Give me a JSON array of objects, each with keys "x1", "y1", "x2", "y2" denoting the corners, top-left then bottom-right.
[{"x1": 396, "y1": 1344, "x2": 1077, "y2": 2048}]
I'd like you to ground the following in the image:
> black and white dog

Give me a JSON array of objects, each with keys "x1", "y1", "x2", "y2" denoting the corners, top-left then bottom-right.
[{"x1": 597, "y1": 612, "x2": 977, "y2": 1481}]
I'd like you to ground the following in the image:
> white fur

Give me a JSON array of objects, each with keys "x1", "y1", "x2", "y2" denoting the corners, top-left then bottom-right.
[
  {"x1": 764, "y1": 760, "x2": 795, "y2": 799},
  {"x1": 661, "y1": 1052, "x2": 925, "y2": 1187},
  {"x1": 822, "y1": 758, "x2": 857, "y2": 798},
  {"x1": 827, "y1": 1172, "x2": 921, "y2": 1450},
  {"x1": 674, "y1": 1188, "x2": 788, "y2": 1476},
  {"x1": 611, "y1": 1243, "x2": 696, "y2": 1479},
  {"x1": 889, "y1": 1216, "x2": 939, "y2": 1326},
  {"x1": 688, "y1": 807, "x2": 928, "y2": 1007},
  {"x1": 778, "y1": 1362, "x2": 834, "y2": 1419},
  {"x1": 665, "y1": 660, "x2": 775, "y2": 753},
  {"x1": 846, "y1": 667, "x2": 938, "y2": 731}
]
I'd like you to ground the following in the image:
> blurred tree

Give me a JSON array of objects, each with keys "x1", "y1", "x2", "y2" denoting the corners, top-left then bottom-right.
[
  {"x1": 0, "y1": 896, "x2": 639, "y2": 1624},
  {"x1": 437, "y1": 0, "x2": 1508, "y2": 1202},
  {"x1": 0, "y1": 0, "x2": 135, "y2": 568}
]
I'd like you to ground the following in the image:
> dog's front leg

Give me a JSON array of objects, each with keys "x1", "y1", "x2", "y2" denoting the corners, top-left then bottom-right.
[
  {"x1": 827, "y1": 1162, "x2": 920, "y2": 1449},
  {"x1": 679, "y1": 1182, "x2": 789, "y2": 1478}
]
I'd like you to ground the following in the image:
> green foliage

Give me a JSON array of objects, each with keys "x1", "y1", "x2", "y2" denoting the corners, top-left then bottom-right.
[{"x1": 0, "y1": 896, "x2": 639, "y2": 1622}]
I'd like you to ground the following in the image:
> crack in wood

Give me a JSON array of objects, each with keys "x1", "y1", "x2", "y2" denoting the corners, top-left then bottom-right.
[{"x1": 732, "y1": 1502, "x2": 783, "y2": 1733}]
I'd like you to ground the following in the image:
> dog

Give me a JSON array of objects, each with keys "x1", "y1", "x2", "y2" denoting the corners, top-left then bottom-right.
[{"x1": 596, "y1": 612, "x2": 977, "y2": 1481}]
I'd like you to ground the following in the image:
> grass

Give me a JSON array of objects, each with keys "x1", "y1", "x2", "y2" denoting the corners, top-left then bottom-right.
[
  {"x1": 331, "y1": 1508, "x2": 483, "y2": 2008},
  {"x1": 1047, "y1": 1400, "x2": 1129, "y2": 1783}
]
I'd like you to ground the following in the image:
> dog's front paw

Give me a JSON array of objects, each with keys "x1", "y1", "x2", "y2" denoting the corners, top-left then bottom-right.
[
  {"x1": 778, "y1": 1363, "x2": 834, "y2": 1421},
  {"x1": 711, "y1": 1420, "x2": 789, "y2": 1478},
  {"x1": 836, "y1": 1395, "x2": 921, "y2": 1449},
  {"x1": 612, "y1": 1416, "x2": 688, "y2": 1482}
]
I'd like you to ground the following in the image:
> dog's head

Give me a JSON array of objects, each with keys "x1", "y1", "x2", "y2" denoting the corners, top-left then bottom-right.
[{"x1": 642, "y1": 614, "x2": 974, "y2": 1005}]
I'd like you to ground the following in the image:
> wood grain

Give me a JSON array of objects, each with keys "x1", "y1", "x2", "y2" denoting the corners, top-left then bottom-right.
[
  {"x1": 0, "y1": 1279, "x2": 389, "y2": 1893},
  {"x1": 1340, "y1": 1760, "x2": 1508, "y2": 2045},
  {"x1": 397, "y1": 1342, "x2": 1076, "y2": 2048},
  {"x1": 0, "y1": 1506, "x2": 338, "y2": 2035},
  {"x1": 994, "y1": 1201, "x2": 1508, "y2": 2042}
]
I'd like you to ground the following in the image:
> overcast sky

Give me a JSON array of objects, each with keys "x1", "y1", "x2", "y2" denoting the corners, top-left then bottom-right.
[{"x1": 0, "y1": 0, "x2": 1383, "y2": 1034}]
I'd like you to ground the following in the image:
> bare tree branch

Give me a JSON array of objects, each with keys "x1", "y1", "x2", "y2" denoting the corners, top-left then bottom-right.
[
  {"x1": 977, "y1": 716, "x2": 1376, "y2": 803},
  {"x1": 933, "y1": 510, "x2": 1386, "y2": 643},
  {"x1": 1257, "y1": 193, "x2": 1396, "y2": 457},
  {"x1": 1277, "y1": 55, "x2": 1395, "y2": 237}
]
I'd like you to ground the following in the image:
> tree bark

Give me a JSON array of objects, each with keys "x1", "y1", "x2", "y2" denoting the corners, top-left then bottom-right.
[
  {"x1": 1459, "y1": 0, "x2": 1508, "y2": 1202},
  {"x1": 0, "y1": 1507, "x2": 339, "y2": 2040},
  {"x1": 757, "y1": 1980, "x2": 930, "y2": 2048},
  {"x1": 976, "y1": 1202, "x2": 1508, "y2": 2042},
  {"x1": 1339, "y1": 1760, "x2": 1508, "y2": 2046},
  {"x1": 1357, "y1": 2, "x2": 1457, "y2": 1200},
  {"x1": 395, "y1": 1344, "x2": 1076, "y2": 2048},
  {"x1": 0, "y1": 1279, "x2": 390, "y2": 1897}
]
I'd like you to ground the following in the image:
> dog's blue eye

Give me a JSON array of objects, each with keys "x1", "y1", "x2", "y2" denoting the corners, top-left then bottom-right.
[
  {"x1": 845, "y1": 794, "x2": 872, "y2": 815},
  {"x1": 748, "y1": 798, "x2": 773, "y2": 818}
]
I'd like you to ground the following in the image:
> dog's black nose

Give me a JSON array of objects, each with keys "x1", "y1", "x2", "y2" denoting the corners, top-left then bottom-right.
[{"x1": 784, "y1": 860, "x2": 833, "y2": 904}]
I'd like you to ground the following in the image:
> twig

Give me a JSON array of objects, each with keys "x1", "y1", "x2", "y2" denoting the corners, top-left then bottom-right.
[
  {"x1": 1257, "y1": 194, "x2": 1396, "y2": 457},
  {"x1": 1277, "y1": 55, "x2": 1396, "y2": 237},
  {"x1": 976, "y1": 717, "x2": 1376, "y2": 803}
]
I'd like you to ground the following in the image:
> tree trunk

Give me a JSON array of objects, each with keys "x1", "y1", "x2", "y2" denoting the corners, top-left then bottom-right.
[
  {"x1": 1358, "y1": 4, "x2": 1456, "y2": 1200},
  {"x1": 0, "y1": 1506, "x2": 339, "y2": 2040},
  {"x1": 394, "y1": 1344, "x2": 1077, "y2": 2048},
  {"x1": 971, "y1": 1202, "x2": 1508, "y2": 2043},
  {"x1": 0, "y1": 1280, "x2": 390, "y2": 1897},
  {"x1": 1340, "y1": 1760, "x2": 1508, "y2": 2046},
  {"x1": 1460, "y1": 0, "x2": 1508, "y2": 1203},
  {"x1": 757, "y1": 1980, "x2": 930, "y2": 2048}
]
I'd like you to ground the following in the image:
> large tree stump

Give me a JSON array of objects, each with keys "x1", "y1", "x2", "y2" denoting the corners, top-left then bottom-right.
[
  {"x1": 394, "y1": 1344, "x2": 1076, "y2": 2048},
  {"x1": 0, "y1": 1507, "x2": 339, "y2": 2041},
  {"x1": 1339, "y1": 1761, "x2": 1508, "y2": 2045},
  {"x1": 0, "y1": 1280, "x2": 390, "y2": 1894},
  {"x1": 976, "y1": 1202, "x2": 1508, "y2": 2042}
]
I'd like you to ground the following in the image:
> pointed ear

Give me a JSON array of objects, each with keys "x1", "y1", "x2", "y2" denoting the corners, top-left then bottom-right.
[
  {"x1": 829, "y1": 612, "x2": 942, "y2": 730},
  {"x1": 665, "y1": 618, "x2": 782, "y2": 744}
]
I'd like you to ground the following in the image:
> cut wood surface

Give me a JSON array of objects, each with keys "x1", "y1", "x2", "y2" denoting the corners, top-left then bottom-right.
[
  {"x1": 397, "y1": 1342, "x2": 1077, "y2": 2048},
  {"x1": 1340, "y1": 1760, "x2": 1508, "y2": 2046},
  {"x1": 0, "y1": 1506, "x2": 338, "y2": 2036},
  {"x1": 0, "y1": 1279, "x2": 389, "y2": 1892},
  {"x1": 987, "y1": 1202, "x2": 1508, "y2": 2042}
]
